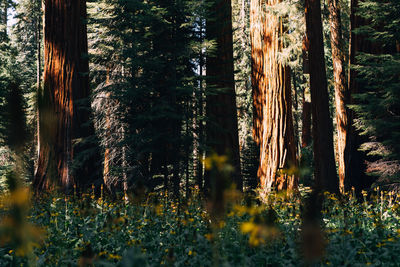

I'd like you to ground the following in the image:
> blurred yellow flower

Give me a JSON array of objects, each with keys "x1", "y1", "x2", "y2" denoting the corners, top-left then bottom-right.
[
  {"x1": 204, "y1": 233, "x2": 213, "y2": 241},
  {"x1": 108, "y1": 253, "x2": 122, "y2": 260},
  {"x1": 240, "y1": 220, "x2": 280, "y2": 247}
]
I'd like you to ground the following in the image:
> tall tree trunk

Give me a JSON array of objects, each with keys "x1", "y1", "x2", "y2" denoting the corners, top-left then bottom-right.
[
  {"x1": 293, "y1": 71, "x2": 300, "y2": 153},
  {"x1": 34, "y1": 0, "x2": 97, "y2": 191},
  {"x1": 36, "y1": 4, "x2": 42, "y2": 166},
  {"x1": 250, "y1": 0, "x2": 298, "y2": 194},
  {"x1": 328, "y1": 0, "x2": 350, "y2": 193},
  {"x1": 305, "y1": 0, "x2": 338, "y2": 193},
  {"x1": 197, "y1": 43, "x2": 205, "y2": 191},
  {"x1": 206, "y1": 0, "x2": 242, "y2": 191}
]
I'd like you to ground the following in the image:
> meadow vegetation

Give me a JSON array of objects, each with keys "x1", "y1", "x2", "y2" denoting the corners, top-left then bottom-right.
[{"x1": 1, "y1": 174, "x2": 400, "y2": 266}]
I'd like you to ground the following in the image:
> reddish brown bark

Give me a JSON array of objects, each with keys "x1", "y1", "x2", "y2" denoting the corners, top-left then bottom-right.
[
  {"x1": 34, "y1": 0, "x2": 96, "y2": 191},
  {"x1": 328, "y1": 0, "x2": 350, "y2": 193},
  {"x1": 305, "y1": 0, "x2": 338, "y2": 192},
  {"x1": 206, "y1": 0, "x2": 242, "y2": 191},
  {"x1": 250, "y1": 0, "x2": 298, "y2": 194}
]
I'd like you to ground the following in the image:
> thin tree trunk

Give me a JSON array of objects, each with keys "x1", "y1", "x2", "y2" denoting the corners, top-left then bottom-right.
[
  {"x1": 36, "y1": 9, "x2": 41, "y2": 162},
  {"x1": 192, "y1": 85, "x2": 199, "y2": 179},
  {"x1": 292, "y1": 71, "x2": 300, "y2": 157},
  {"x1": 206, "y1": 0, "x2": 242, "y2": 191},
  {"x1": 34, "y1": 0, "x2": 97, "y2": 191},
  {"x1": 186, "y1": 106, "x2": 190, "y2": 199},
  {"x1": 250, "y1": 0, "x2": 298, "y2": 194},
  {"x1": 197, "y1": 43, "x2": 205, "y2": 191},
  {"x1": 328, "y1": 0, "x2": 350, "y2": 193},
  {"x1": 103, "y1": 70, "x2": 111, "y2": 188},
  {"x1": 305, "y1": 0, "x2": 338, "y2": 193}
]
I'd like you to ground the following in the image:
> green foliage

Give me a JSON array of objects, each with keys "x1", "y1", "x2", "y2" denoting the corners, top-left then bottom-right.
[
  {"x1": 350, "y1": 0, "x2": 400, "y2": 171},
  {"x1": 2, "y1": 188, "x2": 400, "y2": 265},
  {"x1": 0, "y1": 0, "x2": 37, "y2": 187},
  {"x1": 3, "y1": 81, "x2": 29, "y2": 152},
  {"x1": 88, "y1": 0, "x2": 205, "y2": 191}
]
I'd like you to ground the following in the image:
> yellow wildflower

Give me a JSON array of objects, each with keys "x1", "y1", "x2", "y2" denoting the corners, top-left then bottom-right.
[
  {"x1": 108, "y1": 253, "x2": 122, "y2": 260},
  {"x1": 204, "y1": 233, "x2": 213, "y2": 241}
]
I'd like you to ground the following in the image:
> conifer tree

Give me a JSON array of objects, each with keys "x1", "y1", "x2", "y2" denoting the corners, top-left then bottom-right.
[
  {"x1": 34, "y1": 0, "x2": 98, "y2": 191},
  {"x1": 349, "y1": 0, "x2": 400, "y2": 186},
  {"x1": 250, "y1": 0, "x2": 298, "y2": 193},
  {"x1": 89, "y1": 0, "x2": 201, "y2": 195},
  {"x1": 305, "y1": 0, "x2": 338, "y2": 192},
  {"x1": 328, "y1": 0, "x2": 350, "y2": 192},
  {"x1": 205, "y1": 0, "x2": 242, "y2": 191}
]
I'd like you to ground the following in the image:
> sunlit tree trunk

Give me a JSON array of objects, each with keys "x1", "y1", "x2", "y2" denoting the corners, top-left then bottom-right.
[
  {"x1": 102, "y1": 69, "x2": 111, "y2": 188},
  {"x1": 328, "y1": 0, "x2": 349, "y2": 193},
  {"x1": 250, "y1": 0, "x2": 298, "y2": 194},
  {"x1": 35, "y1": 3, "x2": 43, "y2": 166},
  {"x1": 305, "y1": 0, "x2": 338, "y2": 192},
  {"x1": 206, "y1": 0, "x2": 242, "y2": 191},
  {"x1": 34, "y1": 0, "x2": 96, "y2": 191}
]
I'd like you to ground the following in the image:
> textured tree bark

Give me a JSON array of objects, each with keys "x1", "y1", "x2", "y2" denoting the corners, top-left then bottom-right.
[
  {"x1": 305, "y1": 0, "x2": 338, "y2": 192},
  {"x1": 34, "y1": 0, "x2": 96, "y2": 191},
  {"x1": 206, "y1": 0, "x2": 242, "y2": 191},
  {"x1": 250, "y1": 0, "x2": 298, "y2": 194},
  {"x1": 328, "y1": 0, "x2": 350, "y2": 193}
]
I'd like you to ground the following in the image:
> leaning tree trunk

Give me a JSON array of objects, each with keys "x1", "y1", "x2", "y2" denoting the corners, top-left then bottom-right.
[
  {"x1": 328, "y1": 0, "x2": 350, "y2": 193},
  {"x1": 34, "y1": 0, "x2": 97, "y2": 191},
  {"x1": 305, "y1": 0, "x2": 338, "y2": 193},
  {"x1": 205, "y1": 0, "x2": 242, "y2": 191},
  {"x1": 250, "y1": 0, "x2": 298, "y2": 194}
]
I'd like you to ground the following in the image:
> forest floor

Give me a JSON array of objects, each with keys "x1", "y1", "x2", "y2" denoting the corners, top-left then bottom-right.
[{"x1": 1, "y1": 187, "x2": 400, "y2": 266}]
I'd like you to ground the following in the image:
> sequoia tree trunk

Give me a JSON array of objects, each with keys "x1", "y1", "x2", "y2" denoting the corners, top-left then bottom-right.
[
  {"x1": 250, "y1": 0, "x2": 298, "y2": 194},
  {"x1": 34, "y1": 0, "x2": 96, "y2": 191},
  {"x1": 328, "y1": 0, "x2": 350, "y2": 193},
  {"x1": 305, "y1": 0, "x2": 338, "y2": 193},
  {"x1": 205, "y1": 0, "x2": 242, "y2": 191}
]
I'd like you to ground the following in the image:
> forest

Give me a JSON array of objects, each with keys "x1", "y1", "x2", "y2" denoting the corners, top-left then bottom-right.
[{"x1": 0, "y1": 0, "x2": 399, "y2": 265}]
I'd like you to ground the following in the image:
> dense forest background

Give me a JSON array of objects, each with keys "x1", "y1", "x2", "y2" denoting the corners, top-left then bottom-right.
[
  {"x1": 0, "y1": 0, "x2": 398, "y2": 196},
  {"x1": 0, "y1": 0, "x2": 399, "y2": 265}
]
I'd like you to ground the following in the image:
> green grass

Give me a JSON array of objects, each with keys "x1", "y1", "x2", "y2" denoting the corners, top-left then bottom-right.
[{"x1": 1, "y1": 187, "x2": 400, "y2": 266}]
